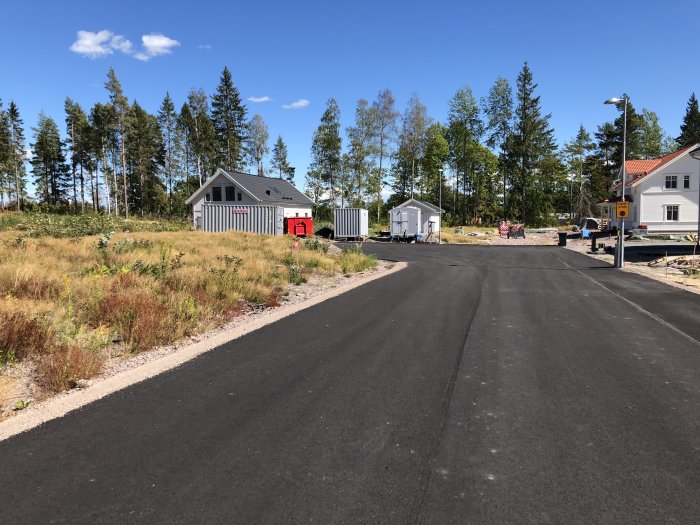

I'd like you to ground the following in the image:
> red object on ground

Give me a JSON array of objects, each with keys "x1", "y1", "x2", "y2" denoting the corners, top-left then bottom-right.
[{"x1": 285, "y1": 217, "x2": 313, "y2": 237}]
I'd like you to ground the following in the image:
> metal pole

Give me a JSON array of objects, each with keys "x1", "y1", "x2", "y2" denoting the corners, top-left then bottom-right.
[
  {"x1": 618, "y1": 98, "x2": 627, "y2": 269},
  {"x1": 439, "y1": 168, "x2": 443, "y2": 244},
  {"x1": 697, "y1": 157, "x2": 700, "y2": 246}
]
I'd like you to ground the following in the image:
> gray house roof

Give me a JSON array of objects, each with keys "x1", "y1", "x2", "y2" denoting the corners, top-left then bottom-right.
[
  {"x1": 396, "y1": 198, "x2": 444, "y2": 213},
  {"x1": 186, "y1": 169, "x2": 314, "y2": 206}
]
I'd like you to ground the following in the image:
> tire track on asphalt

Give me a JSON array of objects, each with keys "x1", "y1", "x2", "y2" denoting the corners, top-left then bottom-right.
[{"x1": 409, "y1": 265, "x2": 488, "y2": 524}]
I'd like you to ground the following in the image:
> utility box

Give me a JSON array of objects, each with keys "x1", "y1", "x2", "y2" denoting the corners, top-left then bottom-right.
[
  {"x1": 334, "y1": 208, "x2": 369, "y2": 240},
  {"x1": 285, "y1": 217, "x2": 313, "y2": 237},
  {"x1": 390, "y1": 207, "x2": 421, "y2": 239}
]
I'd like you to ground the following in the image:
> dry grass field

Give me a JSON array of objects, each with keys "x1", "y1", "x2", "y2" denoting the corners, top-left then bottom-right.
[{"x1": 0, "y1": 230, "x2": 375, "y2": 397}]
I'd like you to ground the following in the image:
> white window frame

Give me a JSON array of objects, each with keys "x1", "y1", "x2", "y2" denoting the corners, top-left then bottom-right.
[
  {"x1": 664, "y1": 175, "x2": 678, "y2": 190},
  {"x1": 664, "y1": 204, "x2": 679, "y2": 222}
]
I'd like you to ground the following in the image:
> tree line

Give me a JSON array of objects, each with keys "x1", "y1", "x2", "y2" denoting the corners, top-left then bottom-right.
[
  {"x1": 305, "y1": 63, "x2": 700, "y2": 226},
  {"x1": 0, "y1": 67, "x2": 294, "y2": 217},
  {"x1": 1, "y1": 62, "x2": 700, "y2": 225}
]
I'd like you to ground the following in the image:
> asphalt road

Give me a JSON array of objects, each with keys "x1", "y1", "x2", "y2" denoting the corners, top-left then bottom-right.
[{"x1": 1, "y1": 245, "x2": 699, "y2": 524}]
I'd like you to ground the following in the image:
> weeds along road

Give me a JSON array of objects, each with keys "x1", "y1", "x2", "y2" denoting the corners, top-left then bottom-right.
[{"x1": 1, "y1": 245, "x2": 699, "y2": 524}]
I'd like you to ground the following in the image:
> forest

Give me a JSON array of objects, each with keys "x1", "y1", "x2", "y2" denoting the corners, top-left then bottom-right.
[{"x1": 1, "y1": 62, "x2": 700, "y2": 227}]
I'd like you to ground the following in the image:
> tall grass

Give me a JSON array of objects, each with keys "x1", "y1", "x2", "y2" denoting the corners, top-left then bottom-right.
[{"x1": 0, "y1": 230, "x2": 376, "y2": 395}]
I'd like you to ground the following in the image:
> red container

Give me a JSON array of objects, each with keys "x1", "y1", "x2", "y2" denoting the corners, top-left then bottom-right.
[{"x1": 285, "y1": 217, "x2": 313, "y2": 237}]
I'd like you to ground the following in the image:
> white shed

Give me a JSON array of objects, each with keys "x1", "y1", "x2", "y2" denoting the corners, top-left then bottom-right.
[
  {"x1": 186, "y1": 169, "x2": 314, "y2": 230},
  {"x1": 390, "y1": 199, "x2": 443, "y2": 240}
]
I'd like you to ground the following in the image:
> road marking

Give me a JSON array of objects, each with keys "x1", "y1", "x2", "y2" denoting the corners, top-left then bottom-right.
[{"x1": 557, "y1": 258, "x2": 700, "y2": 348}]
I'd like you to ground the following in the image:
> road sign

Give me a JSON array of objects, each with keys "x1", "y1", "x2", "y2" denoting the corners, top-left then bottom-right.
[{"x1": 616, "y1": 201, "x2": 629, "y2": 218}]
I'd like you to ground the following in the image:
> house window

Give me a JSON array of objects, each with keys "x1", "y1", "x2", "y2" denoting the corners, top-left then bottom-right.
[
  {"x1": 665, "y1": 205, "x2": 679, "y2": 221},
  {"x1": 212, "y1": 187, "x2": 222, "y2": 201},
  {"x1": 665, "y1": 175, "x2": 677, "y2": 189},
  {"x1": 684, "y1": 175, "x2": 690, "y2": 189},
  {"x1": 205, "y1": 193, "x2": 211, "y2": 202},
  {"x1": 237, "y1": 192, "x2": 242, "y2": 201},
  {"x1": 225, "y1": 186, "x2": 235, "y2": 201}
]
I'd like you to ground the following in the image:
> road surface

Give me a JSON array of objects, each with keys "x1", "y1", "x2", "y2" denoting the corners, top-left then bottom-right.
[{"x1": 1, "y1": 245, "x2": 699, "y2": 524}]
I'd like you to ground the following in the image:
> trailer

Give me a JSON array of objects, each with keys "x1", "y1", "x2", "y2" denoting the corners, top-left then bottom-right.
[{"x1": 333, "y1": 208, "x2": 369, "y2": 240}]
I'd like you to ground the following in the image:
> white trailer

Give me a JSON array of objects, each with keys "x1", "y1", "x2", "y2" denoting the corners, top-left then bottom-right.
[{"x1": 334, "y1": 208, "x2": 369, "y2": 240}]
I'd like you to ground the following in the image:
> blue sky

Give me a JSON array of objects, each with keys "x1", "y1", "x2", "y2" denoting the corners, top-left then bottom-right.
[{"x1": 2, "y1": 0, "x2": 699, "y2": 192}]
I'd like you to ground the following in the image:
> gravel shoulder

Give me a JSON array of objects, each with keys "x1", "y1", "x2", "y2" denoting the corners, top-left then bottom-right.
[{"x1": 0, "y1": 260, "x2": 405, "y2": 440}]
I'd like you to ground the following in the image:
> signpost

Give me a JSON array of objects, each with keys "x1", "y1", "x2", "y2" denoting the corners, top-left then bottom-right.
[{"x1": 616, "y1": 201, "x2": 629, "y2": 219}]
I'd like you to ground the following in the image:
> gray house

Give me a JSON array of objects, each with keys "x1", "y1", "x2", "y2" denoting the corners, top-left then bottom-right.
[{"x1": 186, "y1": 169, "x2": 314, "y2": 229}]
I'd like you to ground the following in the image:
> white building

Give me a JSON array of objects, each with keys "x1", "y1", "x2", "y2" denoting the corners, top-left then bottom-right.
[
  {"x1": 598, "y1": 144, "x2": 700, "y2": 232},
  {"x1": 186, "y1": 169, "x2": 314, "y2": 229},
  {"x1": 390, "y1": 199, "x2": 443, "y2": 239}
]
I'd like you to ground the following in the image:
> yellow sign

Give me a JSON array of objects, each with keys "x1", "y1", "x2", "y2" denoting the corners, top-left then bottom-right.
[{"x1": 616, "y1": 201, "x2": 629, "y2": 218}]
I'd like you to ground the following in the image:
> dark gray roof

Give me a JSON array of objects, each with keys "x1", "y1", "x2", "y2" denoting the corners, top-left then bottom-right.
[{"x1": 224, "y1": 170, "x2": 314, "y2": 206}]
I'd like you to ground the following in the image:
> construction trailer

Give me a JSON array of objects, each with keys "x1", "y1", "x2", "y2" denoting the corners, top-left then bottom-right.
[
  {"x1": 200, "y1": 204, "x2": 284, "y2": 235},
  {"x1": 389, "y1": 199, "x2": 443, "y2": 241},
  {"x1": 333, "y1": 208, "x2": 369, "y2": 240}
]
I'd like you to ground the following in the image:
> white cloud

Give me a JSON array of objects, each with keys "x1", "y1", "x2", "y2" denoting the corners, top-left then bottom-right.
[
  {"x1": 282, "y1": 99, "x2": 310, "y2": 110},
  {"x1": 70, "y1": 30, "x2": 121, "y2": 59},
  {"x1": 135, "y1": 34, "x2": 180, "y2": 61},
  {"x1": 248, "y1": 96, "x2": 272, "y2": 103},
  {"x1": 70, "y1": 30, "x2": 179, "y2": 61}
]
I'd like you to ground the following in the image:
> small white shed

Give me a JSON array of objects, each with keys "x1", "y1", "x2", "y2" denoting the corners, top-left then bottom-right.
[{"x1": 390, "y1": 199, "x2": 443, "y2": 240}]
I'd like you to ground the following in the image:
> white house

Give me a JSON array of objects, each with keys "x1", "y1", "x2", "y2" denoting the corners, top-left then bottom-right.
[
  {"x1": 186, "y1": 169, "x2": 314, "y2": 229},
  {"x1": 598, "y1": 144, "x2": 700, "y2": 232}
]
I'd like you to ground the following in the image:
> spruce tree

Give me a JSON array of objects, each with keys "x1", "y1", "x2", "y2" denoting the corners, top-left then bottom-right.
[
  {"x1": 211, "y1": 66, "x2": 247, "y2": 170},
  {"x1": 31, "y1": 112, "x2": 70, "y2": 205},
  {"x1": 639, "y1": 108, "x2": 666, "y2": 159},
  {"x1": 270, "y1": 136, "x2": 291, "y2": 179},
  {"x1": 677, "y1": 93, "x2": 700, "y2": 147},
  {"x1": 503, "y1": 62, "x2": 560, "y2": 226}
]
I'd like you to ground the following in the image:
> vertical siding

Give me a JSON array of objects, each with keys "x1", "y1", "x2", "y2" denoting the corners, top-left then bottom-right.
[
  {"x1": 334, "y1": 208, "x2": 368, "y2": 238},
  {"x1": 201, "y1": 205, "x2": 283, "y2": 235}
]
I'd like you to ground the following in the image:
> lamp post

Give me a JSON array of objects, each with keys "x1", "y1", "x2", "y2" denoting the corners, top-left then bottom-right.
[
  {"x1": 605, "y1": 96, "x2": 628, "y2": 268},
  {"x1": 438, "y1": 168, "x2": 443, "y2": 244},
  {"x1": 689, "y1": 146, "x2": 700, "y2": 247}
]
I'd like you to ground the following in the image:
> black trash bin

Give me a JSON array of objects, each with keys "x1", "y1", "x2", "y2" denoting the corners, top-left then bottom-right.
[{"x1": 558, "y1": 231, "x2": 567, "y2": 246}]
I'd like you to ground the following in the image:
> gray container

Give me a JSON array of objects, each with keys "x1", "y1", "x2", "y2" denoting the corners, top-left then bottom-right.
[
  {"x1": 201, "y1": 204, "x2": 284, "y2": 235},
  {"x1": 334, "y1": 208, "x2": 369, "y2": 239},
  {"x1": 390, "y1": 207, "x2": 421, "y2": 238}
]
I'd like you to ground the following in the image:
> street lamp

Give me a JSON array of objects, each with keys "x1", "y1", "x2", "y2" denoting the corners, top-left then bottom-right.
[
  {"x1": 438, "y1": 168, "x2": 443, "y2": 244},
  {"x1": 689, "y1": 146, "x2": 700, "y2": 247},
  {"x1": 605, "y1": 96, "x2": 628, "y2": 269}
]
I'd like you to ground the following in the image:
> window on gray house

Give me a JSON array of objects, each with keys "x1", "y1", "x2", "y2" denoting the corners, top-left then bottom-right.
[
  {"x1": 665, "y1": 205, "x2": 679, "y2": 221},
  {"x1": 238, "y1": 192, "x2": 242, "y2": 201},
  {"x1": 665, "y1": 175, "x2": 677, "y2": 189},
  {"x1": 225, "y1": 186, "x2": 235, "y2": 201},
  {"x1": 684, "y1": 175, "x2": 690, "y2": 189},
  {"x1": 212, "y1": 187, "x2": 222, "y2": 201},
  {"x1": 205, "y1": 193, "x2": 211, "y2": 202}
]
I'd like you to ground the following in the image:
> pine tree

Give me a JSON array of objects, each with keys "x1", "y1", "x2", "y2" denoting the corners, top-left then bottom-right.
[
  {"x1": 211, "y1": 66, "x2": 247, "y2": 170},
  {"x1": 676, "y1": 93, "x2": 700, "y2": 147},
  {"x1": 0, "y1": 101, "x2": 10, "y2": 208},
  {"x1": 31, "y1": 112, "x2": 70, "y2": 205},
  {"x1": 65, "y1": 98, "x2": 90, "y2": 211},
  {"x1": 270, "y1": 136, "x2": 291, "y2": 179},
  {"x1": 126, "y1": 102, "x2": 165, "y2": 216},
  {"x1": 246, "y1": 114, "x2": 269, "y2": 176},
  {"x1": 89, "y1": 102, "x2": 117, "y2": 212},
  {"x1": 105, "y1": 68, "x2": 130, "y2": 217},
  {"x1": 158, "y1": 93, "x2": 179, "y2": 214},
  {"x1": 7, "y1": 102, "x2": 27, "y2": 210}
]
